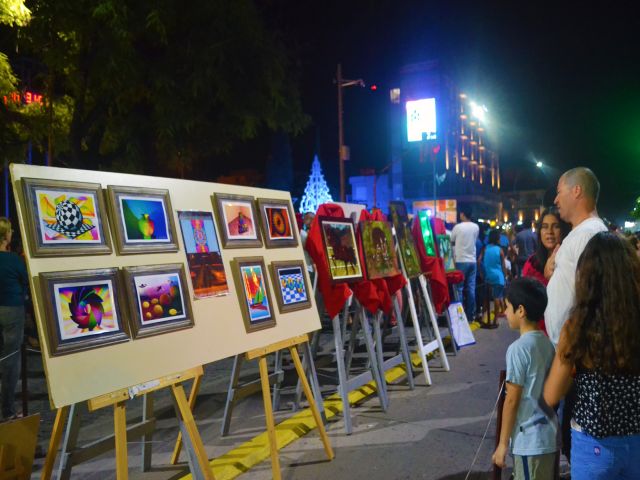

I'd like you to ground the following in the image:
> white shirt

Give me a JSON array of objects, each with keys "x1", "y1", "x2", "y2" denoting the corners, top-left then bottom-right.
[
  {"x1": 545, "y1": 216, "x2": 607, "y2": 346},
  {"x1": 450, "y1": 221, "x2": 479, "y2": 263}
]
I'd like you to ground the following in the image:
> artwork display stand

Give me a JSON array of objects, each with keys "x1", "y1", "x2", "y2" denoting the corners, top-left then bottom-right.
[
  {"x1": 416, "y1": 275, "x2": 452, "y2": 366},
  {"x1": 215, "y1": 339, "x2": 326, "y2": 438},
  {"x1": 331, "y1": 296, "x2": 388, "y2": 435},
  {"x1": 244, "y1": 334, "x2": 334, "y2": 480},
  {"x1": 41, "y1": 366, "x2": 214, "y2": 480}
]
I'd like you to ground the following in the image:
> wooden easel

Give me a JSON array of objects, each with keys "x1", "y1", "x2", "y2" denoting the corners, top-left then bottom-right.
[
  {"x1": 245, "y1": 334, "x2": 334, "y2": 480},
  {"x1": 41, "y1": 366, "x2": 215, "y2": 480}
]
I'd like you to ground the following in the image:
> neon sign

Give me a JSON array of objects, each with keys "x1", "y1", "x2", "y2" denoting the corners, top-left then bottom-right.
[{"x1": 3, "y1": 90, "x2": 44, "y2": 106}]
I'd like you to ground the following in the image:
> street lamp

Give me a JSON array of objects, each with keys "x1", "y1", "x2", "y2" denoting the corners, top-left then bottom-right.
[
  {"x1": 536, "y1": 161, "x2": 543, "y2": 168},
  {"x1": 336, "y1": 63, "x2": 364, "y2": 202}
]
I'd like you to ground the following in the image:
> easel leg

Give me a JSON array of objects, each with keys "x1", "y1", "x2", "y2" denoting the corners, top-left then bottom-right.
[
  {"x1": 371, "y1": 311, "x2": 387, "y2": 385},
  {"x1": 258, "y1": 356, "x2": 281, "y2": 480},
  {"x1": 345, "y1": 310, "x2": 359, "y2": 375},
  {"x1": 171, "y1": 375, "x2": 202, "y2": 465},
  {"x1": 405, "y1": 282, "x2": 432, "y2": 385},
  {"x1": 114, "y1": 401, "x2": 128, "y2": 480},
  {"x1": 41, "y1": 405, "x2": 70, "y2": 480},
  {"x1": 288, "y1": 345, "x2": 334, "y2": 460},
  {"x1": 221, "y1": 355, "x2": 243, "y2": 437},
  {"x1": 304, "y1": 341, "x2": 327, "y2": 424},
  {"x1": 141, "y1": 393, "x2": 154, "y2": 472},
  {"x1": 56, "y1": 402, "x2": 83, "y2": 480},
  {"x1": 360, "y1": 308, "x2": 388, "y2": 411},
  {"x1": 171, "y1": 383, "x2": 215, "y2": 480},
  {"x1": 331, "y1": 313, "x2": 353, "y2": 434},
  {"x1": 392, "y1": 296, "x2": 415, "y2": 390},
  {"x1": 419, "y1": 275, "x2": 452, "y2": 368},
  {"x1": 272, "y1": 350, "x2": 283, "y2": 411}
]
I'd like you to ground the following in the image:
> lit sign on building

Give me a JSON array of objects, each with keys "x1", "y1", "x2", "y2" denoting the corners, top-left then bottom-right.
[
  {"x1": 2, "y1": 91, "x2": 44, "y2": 106},
  {"x1": 406, "y1": 98, "x2": 436, "y2": 142}
]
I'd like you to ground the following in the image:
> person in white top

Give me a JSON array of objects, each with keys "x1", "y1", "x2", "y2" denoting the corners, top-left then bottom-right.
[
  {"x1": 450, "y1": 205, "x2": 480, "y2": 321},
  {"x1": 544, "y1": 167, "x2": 608, "y2": 346}
]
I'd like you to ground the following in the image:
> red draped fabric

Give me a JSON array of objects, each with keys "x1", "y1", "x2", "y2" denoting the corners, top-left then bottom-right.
[
  {"x1": 305, "y1": 204, "x2": 353, "y2": 318},
  {"x1": 411, "y1": 214, "x2": 450, "y2": 313}
]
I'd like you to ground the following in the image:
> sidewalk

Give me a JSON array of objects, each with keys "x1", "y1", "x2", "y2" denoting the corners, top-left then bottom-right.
[{"x1": 26, "y1": 317, "x2": 517, "y2": 479}]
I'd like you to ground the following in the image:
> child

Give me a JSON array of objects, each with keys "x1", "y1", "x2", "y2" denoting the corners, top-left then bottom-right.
[
  {"x1": 492, "y1": 277, "x2": 557, "y2": 479},
  {"x1": 479, "y1": 229, "x2": 507, "y2": 322},
  {"x1": 544, "y1": 232, "x2": 640, "y2": 479}
]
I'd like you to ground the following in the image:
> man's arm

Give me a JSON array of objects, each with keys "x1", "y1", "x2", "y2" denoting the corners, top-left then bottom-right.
[
  {"x1": 492, "y1": 382, "x2": 522, "y2": 468},
  {"x1": 543, "y1": 327, "x2": 574, "y2": 407}
]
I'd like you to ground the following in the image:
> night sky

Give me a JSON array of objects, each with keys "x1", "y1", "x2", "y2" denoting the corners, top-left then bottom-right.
[{"x1": 236, "y1": 3, "x2": 640, "y2": 223}]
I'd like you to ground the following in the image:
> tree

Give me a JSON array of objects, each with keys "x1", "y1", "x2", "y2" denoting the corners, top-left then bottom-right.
[
  {"x1": 0, "y1": 0, "x2": 30, "y2": 93},
  {"x1": 631, "y1": 197, "x2": 640, "y2": 220},
  {"x1": 11, "y1": 0, "x2": 308, "y2": 175},
  {"x1": 299, "y1": 155, "x2": 333, "y2": 214}
]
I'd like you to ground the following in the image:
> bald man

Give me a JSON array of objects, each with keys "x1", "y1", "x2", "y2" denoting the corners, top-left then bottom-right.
[{"x1": 545, "y1": 167, "x2": 607, "y2": 345}]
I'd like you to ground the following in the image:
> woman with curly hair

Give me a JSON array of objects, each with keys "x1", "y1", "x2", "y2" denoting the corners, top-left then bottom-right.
[{"x1": 544, "y1": 232, "x2": 640, "y2": 479}]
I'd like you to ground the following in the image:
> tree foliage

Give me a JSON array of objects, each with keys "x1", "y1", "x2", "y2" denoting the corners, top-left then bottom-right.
[{"x1": 8, "y1": 0, "x2": 308, "y2": 176}]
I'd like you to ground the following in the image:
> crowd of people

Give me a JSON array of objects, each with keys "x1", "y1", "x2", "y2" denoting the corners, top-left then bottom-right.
[{"x1": 448, "y1": 167, "x2": 639, "y2": 479}]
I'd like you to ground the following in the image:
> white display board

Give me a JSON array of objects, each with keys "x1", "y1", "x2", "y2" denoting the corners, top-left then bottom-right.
[{"x1": 11, "y1": 164, "x2": 320, "y2": 408}]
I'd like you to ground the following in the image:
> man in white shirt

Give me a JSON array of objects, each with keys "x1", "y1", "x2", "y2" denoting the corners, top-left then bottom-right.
[
  {"x1": 450, "y1": 206, "x2": 479, "y2": 321},
  {"x1": 545, "y1": 167, "x2": 608, "y2": 345}
]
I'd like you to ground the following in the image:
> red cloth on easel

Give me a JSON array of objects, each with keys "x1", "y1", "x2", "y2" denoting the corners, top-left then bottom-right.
[
  {"x1": 305, "y1": 204, "x2": 352, "y2": 318},
  {"x1": 411, "y1": 214, "x2": 450, "y2": 314},
  {"x1": 431, "y1": 217, "x2": 465, "y2": 285}
]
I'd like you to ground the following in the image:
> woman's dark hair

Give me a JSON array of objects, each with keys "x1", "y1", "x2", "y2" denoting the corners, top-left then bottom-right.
[
  {"x1": 530, "y1": 207, "x2": 571, "y2": 274},
  {"x1": 488, "y1": 229, "x2": 500, "y2": 245},
  {"x1": 506, "y1": 277, "x2": 548, "y2": 323},
  {"x1": 559, "y1": 232, "x2": 640, "y2": 374}
]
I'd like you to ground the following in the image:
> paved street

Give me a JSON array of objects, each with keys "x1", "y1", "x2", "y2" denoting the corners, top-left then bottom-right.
[{"x1": 27, "y1": 317, "x2": 518, "y2": 479}]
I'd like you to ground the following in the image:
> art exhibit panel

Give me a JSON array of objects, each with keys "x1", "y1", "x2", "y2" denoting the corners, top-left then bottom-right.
[{"x1": 11, "y1": 163, "x2": 320, "y2": 408}]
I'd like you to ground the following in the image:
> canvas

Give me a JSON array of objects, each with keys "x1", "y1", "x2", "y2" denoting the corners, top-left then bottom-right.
[
  {"x1": 417, "y1": 209, "x2": 437, "y2": 257},
  {"x1": 360, "y1": 221, "x2": 401, "y2": 279},
  {"x1": 269, "y1": 260, "x2": 312, "y2": 313},
  {"x1": 232, "y1": 257, "x2": 276, "y2": 332},
  {"x1": 178, "y1": 211, "x2": 229, "y2": 297},
  {"x1": 39, "y1": 268, "x2": 129, "y2": 356},
  {"x1": 213, "y1": 193, "x2": 262, "y2": 248},
  {"x1": 398, "y1": 225, "x2": 423, "y2": 278},
  {"x1": 257, "y1": 198, "x2": 298, "y2": 248},
  {"x1": 123, "y1": 264, "x2": 194, "y2": 339},
  {"x1": 107, "y1": 186, "x2": 178, "y2": 254},
  {"x1": 318, "y1": 216, "x2": 364, "y2": 283},
  {"x1": 437, "y1": 234, "x2": 456, "y2": 271},
  {"x1": 21, "y1": 178, "x2": 112, "y2": 257}
]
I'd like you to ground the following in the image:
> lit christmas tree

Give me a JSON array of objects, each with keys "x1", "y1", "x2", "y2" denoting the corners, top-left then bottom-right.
[{"x1": 299, "y1": 155, "x2": 333, "y2": 214}]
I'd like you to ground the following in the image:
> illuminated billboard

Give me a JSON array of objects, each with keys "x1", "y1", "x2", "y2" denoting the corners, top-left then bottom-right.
[{"x1": 406, "y1": 98, "x2": 436, "y2": 142}]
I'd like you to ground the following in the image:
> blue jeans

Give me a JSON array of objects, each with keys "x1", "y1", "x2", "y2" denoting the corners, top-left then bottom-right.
[
  {"x1": 572, "y1": 429, "x2": 640, "y2": 479},
  {"x1": 455, "y1": 262, "x2": 476, "y2": 321},
  {"x1": 0, "y1": 305, "x2": 24, "y2": 418}
]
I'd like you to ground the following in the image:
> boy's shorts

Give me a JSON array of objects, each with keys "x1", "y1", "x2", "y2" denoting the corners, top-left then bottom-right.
[
  {"x1": 489, "y1": 283, "x2": 504, "y2": 299},
  {"x1": 513, "y1": 452, "x2": 556, "y2": 480}
]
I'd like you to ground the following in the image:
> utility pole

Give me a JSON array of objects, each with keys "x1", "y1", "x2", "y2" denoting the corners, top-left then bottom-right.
[{"x1": 336, "y1": 64, "x2": 364, "y2": 202}]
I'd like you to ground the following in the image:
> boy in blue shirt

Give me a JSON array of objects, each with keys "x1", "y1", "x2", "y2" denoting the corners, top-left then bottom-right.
[{"x1": 492, "y1": 277, "x2": 557, "y2": 479}]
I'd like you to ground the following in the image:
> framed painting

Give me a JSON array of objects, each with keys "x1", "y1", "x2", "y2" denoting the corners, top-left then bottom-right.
[
  {"x1": 318, "y1": 216, "x2": 364, "y2": 283},
  {"x1": 122, "y1": 264, "x2": 194, "y2": 339},
  {"x1": 389, "y1": 201, "x2": 409, "y2": 225},
  {"x1": 360, "y1": 221, "x2": 402, "y2": 280},
  {"x1": 107, "y1": 186, "x2": 179, "y2": 254},
  {"x1": 437, "y1": 234, "x2": 456, "y2": 272},
  {"x1": 178, "y1": 211, "x2": 229, "y2": 298},
  {"x1": 39, "y1": 268, "x2": 129, "y2": 356},
  {"x1": 417, "y1": 209, "x2": 437, "y2": 257},
  {"x1": 231, "y1": 257, "x2": 276, "y2": 332},
  {"x1": 212, "y1": 193, "x2": 262, "y2": 248},
  {"x1": 397, "y1": 225, "x2": 422, "y2": 278},
  {"x1": 269, "y1": 260, "x2": 312, "y2": 313},
  {"x1": 256, "y1": 198, "x2": 298, "y2": 248},
  {"x1": 21, "y1": 178, "x2": 112, "y2": 257}
]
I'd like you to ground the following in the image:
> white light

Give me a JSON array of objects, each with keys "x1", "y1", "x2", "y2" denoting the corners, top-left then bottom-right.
[
  {"x1": 470, "y1": 101, "x2": 488, "y2": 122},
  {"x1": 517, "y1": 220, "x2": 523, "y2": 225},
  {"x1": 625, "y1": 221, "x2": 636, "y2": 229},
  {"x1": 406, "y1": 98, "x2": 437, "y2": 142},
  {"x1": 426, "y1": 209, "x2": 433, "y2": 217},
  {"x1": 536, "y1": 161, "x2": 543, "y2": 168},
  {"x1": 478, "y1": 218, "x2": 485, "y2": 223}
]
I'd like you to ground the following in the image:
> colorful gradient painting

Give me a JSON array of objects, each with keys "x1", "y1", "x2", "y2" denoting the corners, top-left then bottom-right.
[
  {"x1": 134, "y1": 273, "x2": 186, "y2": 325},
  {"x1": 360, "y1": 221, "x2": 401, "y2": 279},
  {"x1": 178, "y1": 211, "x2": 228, "y2": 297},
  {"x1": 240, "y1": 264, "x2": 272, "y2": 322},
  {"x1": 264, "y1": 206, "x2": 293, "y2": 240},
  {"x1": 53, "y1": 281, "x2": 120, "y2": 341},
  {"x1": 222, "y1": 201, "x2": 257, "y2": 238},
  {"x1": 119, "y1": 196, "x2": 170, "y2": 242},
  {"x1": 276, "y1": 266, "x2": 308, "y2": 306},
  {"x1": 36, "y1": 189, "x2": 102, "y2": 243}
]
